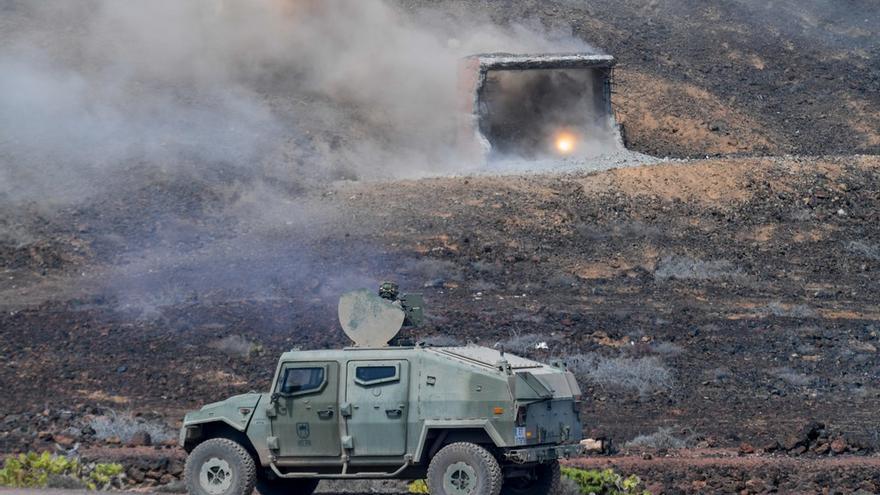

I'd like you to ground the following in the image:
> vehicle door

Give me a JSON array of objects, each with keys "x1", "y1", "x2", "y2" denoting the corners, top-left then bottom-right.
[
  {"x1": 343, "y1": 360, "x2": 409, "y2": 456},
  {"x1": 269, "y1": 361, "x2": 341, "y2": 458}
]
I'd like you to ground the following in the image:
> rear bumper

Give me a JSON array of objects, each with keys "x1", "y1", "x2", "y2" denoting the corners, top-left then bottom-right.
[{"x1": 503, "y1": 443, "x2": 584, "y2": 464}]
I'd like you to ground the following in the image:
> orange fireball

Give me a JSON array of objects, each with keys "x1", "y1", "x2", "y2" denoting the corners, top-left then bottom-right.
[{"x1": 554, "y1": 131, "x2": 577, "y2": 155}]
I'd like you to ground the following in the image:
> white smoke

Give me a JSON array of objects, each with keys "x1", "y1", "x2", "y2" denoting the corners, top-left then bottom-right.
[{"x1": 0, "y1": 0, "x2": 596, "y2": 205}]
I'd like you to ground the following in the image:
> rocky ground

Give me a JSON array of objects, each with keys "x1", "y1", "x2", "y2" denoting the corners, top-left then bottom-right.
[
  {"x1": 2, "y1": 155, "x2": 879, "y2": 493},
  {"x1": 2, "y1": 0, "x2": 879, "y2": 494}
]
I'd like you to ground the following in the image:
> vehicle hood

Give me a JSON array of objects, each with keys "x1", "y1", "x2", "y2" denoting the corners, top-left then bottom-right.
[{"x1": 183, "y1": 393, "x2": 262, "y2": 428}]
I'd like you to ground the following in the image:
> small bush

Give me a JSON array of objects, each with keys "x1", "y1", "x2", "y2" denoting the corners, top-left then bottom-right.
[
  {"x1": 846, "y1": 240, "x2": 880, "y2": 261},
  {"x1": 704, "y1": 367, "x2": 732, "y2": 384},
  {"x1": 654, "y1": 255, "x2": 744, "y2": 281},
  {"x1": 770, "y1": 367, "x2": 814, "y2": 387},
  {"x1": 648, "y1": 341, "x2": 683, "y2": 357},
  {"x1": 408, "y1": 479, "x2": 429, "y2": 493},
  {"x1": 625, "y1": 427, "x2": 693, "y2": 450},
  {"x1": 566, "y1": 353, "x2": 674, "y2": 396},
  {"x1": 88, "y1": 410, "x2": 174, "y2": 444},
  {"x1": 409, "y1": 468, "x2": 650, "y2": 494},
  {"x1": 89, "y1": 462, "x2": 124, "y2": 489},
  {"x1": 559, "y1": 476, "x2": 585, "y2": 495},
  {"x1": 0, "y1": 452, "x2": 123, "y2": 490},
  {"x1": 561, "y1": 467, "x2": 650, "y2": 495},
  {"x1": 763, "y1": 302, "x2": 816, "y2": 318}
]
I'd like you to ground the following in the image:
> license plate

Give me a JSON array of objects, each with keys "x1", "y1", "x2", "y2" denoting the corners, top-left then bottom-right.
[{"x1": 514, "y1": 427, "x2": 527, "y2": 445}]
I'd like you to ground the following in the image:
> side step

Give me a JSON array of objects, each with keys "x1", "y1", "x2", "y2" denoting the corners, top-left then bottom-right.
[{"x1": 269, "y1": 455, "x2": 412, "y2": 479}]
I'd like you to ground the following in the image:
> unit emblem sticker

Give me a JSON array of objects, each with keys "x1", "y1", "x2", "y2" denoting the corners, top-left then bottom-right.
[{"x1": 297, "y1": 422, "x2": 310, "y2": 439}]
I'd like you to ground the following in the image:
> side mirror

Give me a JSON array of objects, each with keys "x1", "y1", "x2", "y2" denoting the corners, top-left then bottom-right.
[{"x1": 266, "y1": 393, "x2": 282, "y2": 418}]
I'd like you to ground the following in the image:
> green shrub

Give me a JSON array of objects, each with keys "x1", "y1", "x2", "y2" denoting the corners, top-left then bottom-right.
[
  {"x1": 561, "y1": 466, "x2": 650, "y2": 495},
  {"x1": 87, "y1": 461, "x2": 124, "y2": 489},
  {"x1": 408, "y1": 479, "x2": 429, "y2": 493},
  {"x1": 0, "y1": 452, "x2": 123, "y2": 490},
  {"x1": 406, "y1": 468, "x2": 648, "y2": 495}
]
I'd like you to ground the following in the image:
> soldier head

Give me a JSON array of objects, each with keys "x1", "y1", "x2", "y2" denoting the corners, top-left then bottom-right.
[{"x1": 378, "y1": 281, "x2": 399, "y2": 301}]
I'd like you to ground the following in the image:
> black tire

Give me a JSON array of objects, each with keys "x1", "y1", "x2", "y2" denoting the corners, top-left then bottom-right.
[
  {"x1": 256, "y1": 476, "x2": 319, "y2": 495},
  {"x1": 427, "y1": 442, "x2": 503, "y2": 495},
  {"x1": 500, "y1": 460, "x2": 561, "y2": 495},
  {"x1": 185, "y1": 438, "x2": 257, "y2": 495}
]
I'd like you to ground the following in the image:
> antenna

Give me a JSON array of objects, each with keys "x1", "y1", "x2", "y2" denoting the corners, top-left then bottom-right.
[{"x1": 338, "y1": 289, "x2": 405, "y2": 347}]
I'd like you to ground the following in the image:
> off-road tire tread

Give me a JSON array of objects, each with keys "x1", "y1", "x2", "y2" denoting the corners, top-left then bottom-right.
[
  {"x1": 185, "y1": 437, "x2": 257, "y2": 495},
  {"x1": 542, "y1": 460, "x2": 562, "y2": 495},
  {"x1": 545, "y1": 461, "x2": 562, "y2": 495},
  {"x1": 427, "y1": 442, "x2": 503, "y2": 495}
]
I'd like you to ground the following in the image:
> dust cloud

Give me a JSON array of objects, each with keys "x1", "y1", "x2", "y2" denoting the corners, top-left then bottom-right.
[
  {"x1": 0, "y1": 0, "x2": 602, "y2": 316},
  {"x1": 0, "y1": 0, "x2": 596, "y2": 206}
]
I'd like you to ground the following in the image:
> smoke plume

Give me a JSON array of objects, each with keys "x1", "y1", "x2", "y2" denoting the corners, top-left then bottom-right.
[
  {"x1": 0, "y1": 0, "x2": 594, "y2": 205},
  {"x1": 0, "y1": 0, "x2": 600, "y2": 316}
]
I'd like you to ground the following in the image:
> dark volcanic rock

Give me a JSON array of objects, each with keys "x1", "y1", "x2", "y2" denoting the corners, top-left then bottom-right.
[
  {"x1": 129, "y1": 430, "x2": 152, "y2": 447},
  {"x1": 831, "y1": 438, "x2": 848, "y2": 455}
]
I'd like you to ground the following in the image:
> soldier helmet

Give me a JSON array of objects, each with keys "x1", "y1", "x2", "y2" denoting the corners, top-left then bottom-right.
[{"x1": 378, "y1": 281, "x2": 400, "y2": 300}]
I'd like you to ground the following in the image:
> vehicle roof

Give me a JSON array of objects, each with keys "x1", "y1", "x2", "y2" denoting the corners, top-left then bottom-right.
[{"x1": 278, "y1": 345, "x2": 547, "y2": 370}]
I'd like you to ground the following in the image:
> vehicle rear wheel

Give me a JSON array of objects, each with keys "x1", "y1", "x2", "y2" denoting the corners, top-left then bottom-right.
[
  {"x1": 500, "y1": 460, "x2": 561, "y2": 495},
  {"x1": 256, "y1": 476, "x2": 319, "y2": 495},
  {"x1": 185, "y1": 438, "x2": 257, "y2": 495},
  {"x1": 427, "y1": 442, "x2": 503, "y2": 495}
]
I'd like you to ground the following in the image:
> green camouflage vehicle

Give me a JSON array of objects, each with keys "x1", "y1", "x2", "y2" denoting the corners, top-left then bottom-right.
[{"x1": 181, "y1": 285, "x2": 583, "y2": 495}]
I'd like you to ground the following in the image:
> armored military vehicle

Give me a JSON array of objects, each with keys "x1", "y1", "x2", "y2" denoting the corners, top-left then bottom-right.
[{"x1": 181, "y1": 284, "x2": 583, "y2": 495}]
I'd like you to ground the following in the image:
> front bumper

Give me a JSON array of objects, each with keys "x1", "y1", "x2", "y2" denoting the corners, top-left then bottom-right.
[{"x1": 503, "y1": 443, "x2": 584, "y2": 464}]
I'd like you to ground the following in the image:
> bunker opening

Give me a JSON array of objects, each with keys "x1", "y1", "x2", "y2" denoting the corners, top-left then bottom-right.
[{"x1": 462, "y1": 54, "x2": 620, "y2": 161}]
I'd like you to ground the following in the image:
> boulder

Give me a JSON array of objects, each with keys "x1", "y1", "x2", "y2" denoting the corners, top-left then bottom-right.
[
  {"x1": 127, "y1": 467, "x2": 146, "y2": 483},
  {"x1": 782, "y1": 435, "x2": 805, "y2": 451},
  {"x1": 157, "y1": 480, "x2": 188, "y2": 493},
  {"x1": 745, "y1": 478, "x2": 765, "y2": 493},
  {"x1": 762, "y1": 440, "x2": 781, "y2": 453},
  {"x1": 579, "y1": 438, "x2": 604, "y2": 453},
  {"x1": 54, "y1": 433, "x2": 76, "y2": 449},
  {"x1": 168, "y1": 461, "x2": 184, "y2": 477}
]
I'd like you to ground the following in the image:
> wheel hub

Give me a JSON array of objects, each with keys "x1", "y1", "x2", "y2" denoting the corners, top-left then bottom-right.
[
  {"x1": 443, "y1": 461, "x2": 477, "y2": 495},
  {"x1": 199, "y1": 457, "x2": 233, "y2": 495}
]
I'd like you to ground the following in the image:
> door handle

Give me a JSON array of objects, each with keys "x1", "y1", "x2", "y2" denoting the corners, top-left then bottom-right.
[
  {"x1": 385, "y1": 408, "x2": 403, "y2": 418},
  {"x1": 317, "y1": 409, "x2": 334, "y2": 419}
]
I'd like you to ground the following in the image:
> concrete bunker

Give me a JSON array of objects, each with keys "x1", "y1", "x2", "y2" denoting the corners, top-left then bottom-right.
[{"x1": 459, "y1": 54, "x2": 619, "y2": 162}]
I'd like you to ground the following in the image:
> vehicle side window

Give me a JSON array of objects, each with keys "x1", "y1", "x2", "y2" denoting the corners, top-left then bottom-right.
[
  {"x1": 279, "y1": 367, "x2": 325, "y2": 395},
  {"x1": 354, "y1": 365, "x2": 398, "y2": 386}
]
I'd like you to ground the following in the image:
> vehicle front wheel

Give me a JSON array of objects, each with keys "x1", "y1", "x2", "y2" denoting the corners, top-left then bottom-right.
[
  {"x1": 185, "y1": 438, "x2": 257, "y2": 495},
  {"x1": 427, "y1": 442, "x2": 503, "y2": 495},
  {"x1": 257, "y1": 476, "x2": 319, "y2": 495},
  {"x1": 500, "y1": 460, "x2": 561, "y2": 495}
]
